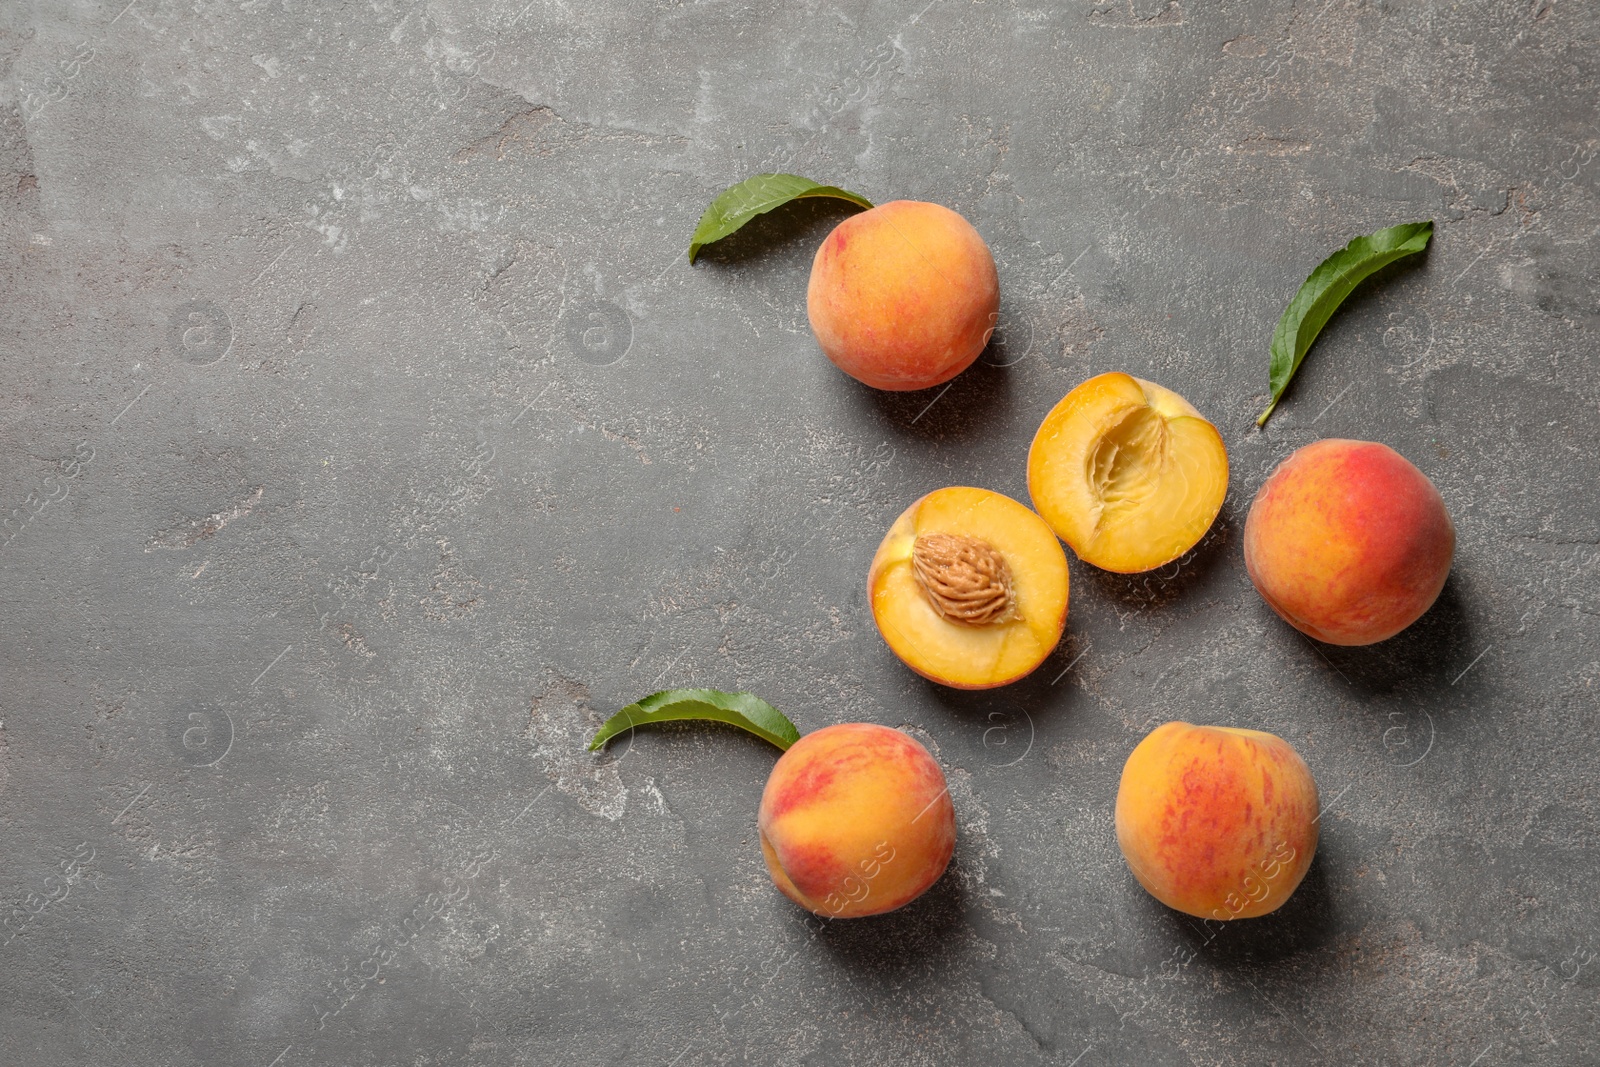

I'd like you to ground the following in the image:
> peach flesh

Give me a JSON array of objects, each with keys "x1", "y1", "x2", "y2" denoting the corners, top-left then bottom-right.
[
  {"x1": 1244, "y1": 439, "x2": 1454, "y2": 646},
  {"x1": 806, "y1": 200, "x2": 1000, "y2": 391},
  {"x1": 1027, "y1": 372, "x2": 1229, "y2": 574},
  {"x1": 1115, "y1": 722, "x2": 1319, "y2": 920},
  {"x1": 758, "y1": 723, "x2": 955, "y2": 918},
  {"x1": 868, "y1": 486, "x2": 1070, "y2": 690}
]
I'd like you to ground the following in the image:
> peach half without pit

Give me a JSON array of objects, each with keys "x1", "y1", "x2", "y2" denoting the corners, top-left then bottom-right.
[
  {"x1": 807, "y1": 200, "x2": 1000, "y2": 391},
  {"x1": 868, "y1": 487, "x2": 1069, "y2": 689},
  {"x1": 1028, "y1": 373, "x2": 1229, "y2": 574},
  {"x1": 1115, "y1": 721, "x2": 1319, "y2": 920},
  {"x1": 1244, "y1": 439, "x2": 1455, "y2": 646},
  {"x1": 758, "y1": 723, "x2": 956, "y2": 918}
]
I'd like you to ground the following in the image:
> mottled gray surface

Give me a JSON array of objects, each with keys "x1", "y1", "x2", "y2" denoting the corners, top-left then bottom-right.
[{"x1": 1, "y1": 0, "x2": 1597, "y2": 1063}]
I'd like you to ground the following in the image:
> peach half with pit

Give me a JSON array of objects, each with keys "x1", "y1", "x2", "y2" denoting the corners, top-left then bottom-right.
[
  {"x1": 807, "y1": 200, "x2": 1000, "y2": 391},
  {"x1": 1028, "y1": 373, "x2": 1229, "y2": 574},
  {"x1": 868, "y1": 486, "x2": 1069, "y2": 689},
  {"x1": 1115, "y1": 721, "x2": 1319, "y2": 920},
  {"x1": 1244, "y1": 439, "x2": 1454, "y2": 646},
  {"x1": 758, "y1": 723, "x2": 956, "y2": 918}
]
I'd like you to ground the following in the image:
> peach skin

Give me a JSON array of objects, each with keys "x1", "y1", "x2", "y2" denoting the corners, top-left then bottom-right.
[
  {"x1": 1244, "y1": 439, "x2": 1454, "y2": 646},
  {"x1": 807, "y1": 200, "x2": 1000, "y2": 391},
  {"x1": 1115, "y1": 722, "x2": 1319, "y2": 920},
  {"x1": 758, "y1": 723, "x2": 955, "y2": 918}
]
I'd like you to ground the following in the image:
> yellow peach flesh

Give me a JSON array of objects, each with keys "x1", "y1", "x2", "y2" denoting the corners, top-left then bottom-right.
[
  {"x1": 868, "y1": 487, "x2": 1069, "y2": 689},
  {"x1": 1029, "y1": 373, "x2": 1229, "y2": 573}
]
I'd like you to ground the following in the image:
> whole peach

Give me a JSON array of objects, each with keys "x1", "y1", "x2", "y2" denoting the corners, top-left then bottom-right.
[
  {"x1": 758, "y1": 723, "x2": 955, "y2": 918},
  {"x1": 1115, "y1": 722, "x2": 1319, "y2": 920},
  {"x1": 806, "y1": 200, "x2": 1000, "y2": 391},
  {"x1": 1245, "y1": 439, "x2": 1454, "y2": 646}
]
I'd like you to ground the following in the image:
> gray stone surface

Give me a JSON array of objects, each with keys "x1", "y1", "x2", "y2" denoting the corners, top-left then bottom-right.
[{"x1": 2, "y1": 0, "x2": 1597, "y2": 1063}]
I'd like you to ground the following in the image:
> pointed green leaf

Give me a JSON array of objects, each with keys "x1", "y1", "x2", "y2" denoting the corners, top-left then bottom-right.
[
  {"x1": 588, "y1": 688, "x2": 801, "y2": 752},
  {"x1": 688, "y1": 174, "x2": 873, "y2": 264},
  {"x1": 1257, "y1": 221, "x2": 1433, "y2": 427}
]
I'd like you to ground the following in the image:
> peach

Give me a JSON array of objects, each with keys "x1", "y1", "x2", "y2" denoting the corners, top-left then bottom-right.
[
  {"x1": 1244, "y1": 439, "x2": 1454, "y2": 646},
  {"x1": 1028, "y1": 373, "x2": 1229, "y2": 573},
  {"x1": 1115, "y1": 722, "x2": 1319, "y2": 920},
  {"x1": 806, "y1": 200, "x2": 1000, "y2": 391},
  {"x1": 758, "y1": 723, "x2": 955, "y2": 918},
  {"x1": 868, "y1": 486, "x2": 1070, "y2": 689}
]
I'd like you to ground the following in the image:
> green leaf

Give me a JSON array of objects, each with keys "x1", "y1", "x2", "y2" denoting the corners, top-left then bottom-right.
[
  {"x1": 588, "y1": 688, "x2": 801, "y2": 752},
  {"x1": 1257, "y1": 221, "x2": 1433, "y2": 427},
  {"x1": 688, "y1": 174, "x2": 873, "y2": 264}
]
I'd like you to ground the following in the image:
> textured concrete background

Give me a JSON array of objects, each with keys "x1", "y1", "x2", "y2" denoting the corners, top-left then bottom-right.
[{"x1": 2, "y1": 0, "x2": 1597, "y2": 1063}]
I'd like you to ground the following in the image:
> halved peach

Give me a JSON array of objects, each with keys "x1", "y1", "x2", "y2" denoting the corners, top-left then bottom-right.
[
  {"x1": 868, "y1": 487, "x2": 1069, "y2": 689},
  {"x1": 1028, "y1": 373, "x2": 1229, "y2": 573}
]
